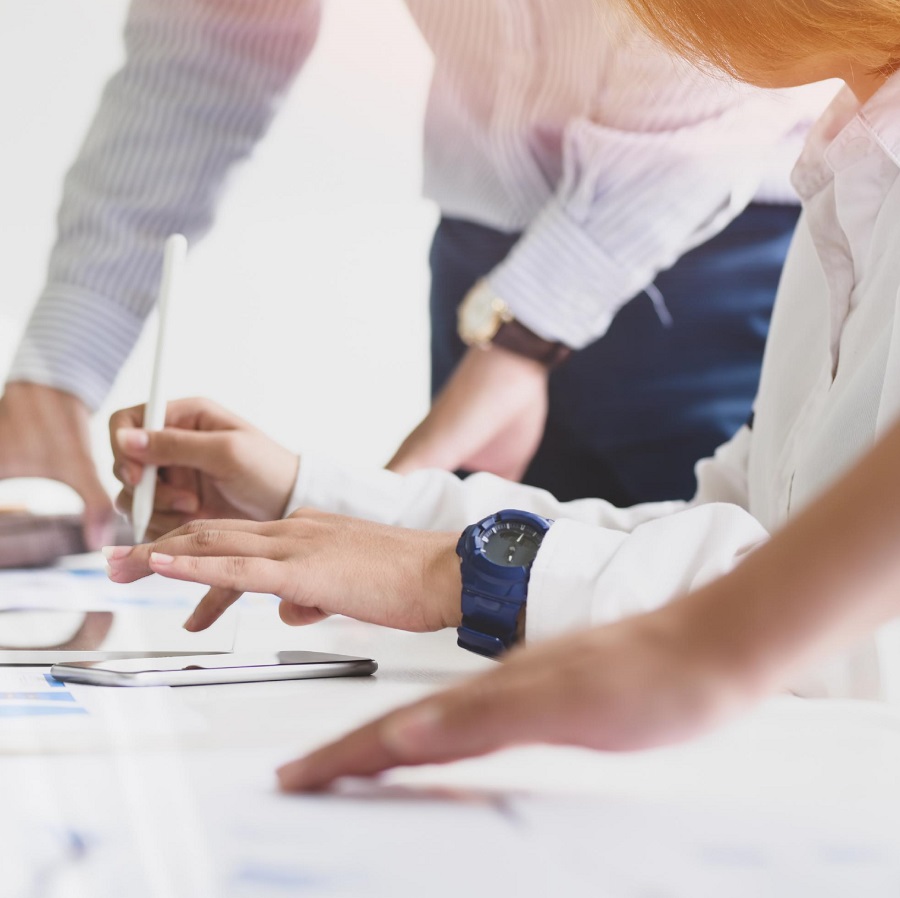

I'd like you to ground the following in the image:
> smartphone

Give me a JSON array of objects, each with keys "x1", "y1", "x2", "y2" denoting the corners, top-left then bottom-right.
[{"x1": 50, "y1": 650, "x2": 377, "y2": 687}]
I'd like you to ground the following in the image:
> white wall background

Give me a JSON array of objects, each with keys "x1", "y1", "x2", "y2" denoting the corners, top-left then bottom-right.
[{"x1": 0, "y1": 0, "x2": 437, "y2": 509}]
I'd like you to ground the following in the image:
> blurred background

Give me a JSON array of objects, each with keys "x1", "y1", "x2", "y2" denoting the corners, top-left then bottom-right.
[{"x1": 0, "y1": 0, "x2": 436, "y2": 510}]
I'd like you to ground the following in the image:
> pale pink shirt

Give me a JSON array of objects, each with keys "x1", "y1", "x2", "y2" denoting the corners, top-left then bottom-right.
[{"x1": 9, "y1": 0, "x2": 823, "y2": 408}]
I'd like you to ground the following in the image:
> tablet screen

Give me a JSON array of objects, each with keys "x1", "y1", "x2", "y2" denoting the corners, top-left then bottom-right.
[{"x1": 0, "y1": 609, "x2": 236, "y2": 665}]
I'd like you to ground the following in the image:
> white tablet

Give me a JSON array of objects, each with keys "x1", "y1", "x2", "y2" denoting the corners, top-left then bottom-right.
[{"x1": 0, "y1": 609, "x2": 236, "y2": 666}]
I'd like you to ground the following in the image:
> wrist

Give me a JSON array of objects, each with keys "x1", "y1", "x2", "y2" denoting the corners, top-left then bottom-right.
[
  {"x1": 458, "y1": 280, "x2": 572, "y2": 368},
  {"x1": 425, "y1": 534, "x2": 463, "y2": 631},
  {"x1": 483, "y1": 341, "x2": 550, "y2": 381},
  {"x1": 5, "y1": 381, "x2": 91, "y2": 413}
]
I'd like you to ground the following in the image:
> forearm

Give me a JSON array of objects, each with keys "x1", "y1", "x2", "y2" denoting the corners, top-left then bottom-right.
[
  {"x1": 292, "y1": 450, "x2": 767, "y2": 641},
  {"x1": 291, "y1": 452, "x2": 687, "y2": 533},
  {"x1": 9, "y1": 0, "x2": 321, "y2": 409},
  {"x1": 489, "y1": 90, "x2": 810, "y2": 348},
  {"x1": 676, "y1": 417, "x2": 900, "y2": 698}
]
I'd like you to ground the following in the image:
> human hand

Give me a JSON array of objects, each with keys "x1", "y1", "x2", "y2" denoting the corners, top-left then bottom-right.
[
  {"x1": 387, "y1": 346, "x2": 548, "y2": 481},
  {"x1": 110, "y1": 397, "x2": 299, "y2": 541},
  {"x1": 104, "y1": 509, "x2": 462, "y2": 633},
  {"x1": 276, "y1": 602, "x2": 757, "y2": 792},
  {"x1": 0, "y1": 383, "x2": 113, "y2": 549}
]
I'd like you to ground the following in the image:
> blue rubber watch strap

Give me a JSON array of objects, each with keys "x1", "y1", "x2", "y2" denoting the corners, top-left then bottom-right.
[
  {"x1": 456, "y1": 586, "x2": 524, "y2": 657},
  {"x1": 455, "y1": 510, "x2": 552, "y2": 659},
  {"x1": 456, "y1": 627, "x2": 508, "y2": 658}
]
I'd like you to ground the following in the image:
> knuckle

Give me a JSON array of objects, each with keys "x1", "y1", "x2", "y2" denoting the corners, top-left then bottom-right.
[
  {"x1": 184, "y1": 519, "x2": 215, "y2": 549},
  {"x1": 225, "y1": 555, "x2": 246, "y2": 583},
  {"x1": 191, "y1": 395, "x2": 215, "y2": 414}
]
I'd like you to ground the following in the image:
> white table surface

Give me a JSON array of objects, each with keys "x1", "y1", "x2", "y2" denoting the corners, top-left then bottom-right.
[{"x1": 5, "y1": 600, "x2": 900, "y2": 897}]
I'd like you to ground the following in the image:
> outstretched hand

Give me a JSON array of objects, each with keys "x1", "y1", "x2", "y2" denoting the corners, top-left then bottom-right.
[{"x1": 276, "y1": 603, "x2": 752, "y2": 792}]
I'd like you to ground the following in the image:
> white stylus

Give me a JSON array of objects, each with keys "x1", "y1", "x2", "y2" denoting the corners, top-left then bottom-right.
[{"x1": 131, "y1": 234, "x2": 187, "y2": 544}]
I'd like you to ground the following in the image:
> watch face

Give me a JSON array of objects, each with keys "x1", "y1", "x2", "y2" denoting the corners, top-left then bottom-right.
[
  {"x1": 459, "y1": 283, "x2": 509, "y2": 345},
  {"x1": 481, "y1": 520, "x2": 543, "y2": 568}
]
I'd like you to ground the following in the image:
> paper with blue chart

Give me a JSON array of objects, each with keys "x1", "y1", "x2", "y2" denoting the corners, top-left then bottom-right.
[
  {"x1": 0, "y1": 667, "x2": 204, "y2": 754},
  {"x1": 0, "y1": 669, "x2": 86, "y2": 720}
]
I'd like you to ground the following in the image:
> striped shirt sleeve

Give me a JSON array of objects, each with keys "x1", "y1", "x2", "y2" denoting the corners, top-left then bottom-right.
[
  {"x1": 7, "y1": 0, "x2": 321, "y2": 409},
  {"x1": 487, "y1": 90, "x2": 810, "y2": 349}
]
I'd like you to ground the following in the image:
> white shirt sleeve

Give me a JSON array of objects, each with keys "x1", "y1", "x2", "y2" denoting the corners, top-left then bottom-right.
[
  {"x1": 487, "y1": 90, "x2": 810, "y2": 349},
  {"x1": 289, "y1": 425, "x2": 766, "y2": 643},
  {"x1": 7, "y1": 0, "x2": 321, "y2": 409}
]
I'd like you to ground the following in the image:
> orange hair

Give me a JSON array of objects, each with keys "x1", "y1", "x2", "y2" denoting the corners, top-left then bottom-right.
[{"x1": 617, "y1": 0, "x2": 900, "y2": 83}]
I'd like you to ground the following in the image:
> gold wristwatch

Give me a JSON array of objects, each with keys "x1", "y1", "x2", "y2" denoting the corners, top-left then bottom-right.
[{"x1": 457, "y1": 280, "x2": 573, "y2": 368}]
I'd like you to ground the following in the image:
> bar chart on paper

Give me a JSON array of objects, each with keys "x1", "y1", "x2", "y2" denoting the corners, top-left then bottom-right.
[{"x1": 0, "y1": 670, "x2": 86, "y2": 718}]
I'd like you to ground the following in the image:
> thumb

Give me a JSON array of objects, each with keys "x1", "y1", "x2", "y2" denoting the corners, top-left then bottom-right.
[{"x1": 116, "y1": 427, "x2": 237, "y2": 477}]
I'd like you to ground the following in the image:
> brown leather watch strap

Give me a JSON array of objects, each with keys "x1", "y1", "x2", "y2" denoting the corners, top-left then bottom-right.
[{"x1": 491, "y1": 320, "x2": 573, "y2": 368}]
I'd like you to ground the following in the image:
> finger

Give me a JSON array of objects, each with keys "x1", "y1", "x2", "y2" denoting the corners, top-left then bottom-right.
[
  {"x1": 166, "y1": 396, "x2": 244, "y2": 431},
  {"x1": 277, "y1": 714, "x2": 405, "y2": 792},
  {"x1": 112, "y1": 497, "x2": 192, "y2": 546},
  {"x1": 148, "y1": 552, "x2": 287, "y2": 605},
  {"x1": 114, "y1": 480, "x2": 199, "y2": 517},
  {"x1": 145, "y1": 513, "x2": 195, "y2": 543},
  {"x1": 109, "y1": 404, "x2": 145, "y2": 455},
  {"x1": 104, "y1": 545, "x2": 154, "y2": 585},
  {"x1": 113, "y1": 459, "x2": 144, "y2": 489},
  {"x1": 152, "y1": 524, "x2": 274, "y2": 556},
  {"x1": 114, "y1": 489, "x2": 132, "y2": 516},
  {"x1": 105, "y1": 524, "x2": 275, "y2": 581},
  {"x1": 183, "y1": 586, "x2": 243, "y2": 632},
  {"x1": 150, "y1": 481, "x2": 200, "y2": 515},
  {"x1": 278, "y1": 599, "x2": 329, "y2": 627},
  {"x1": 278, "y1": 665, "x2": 541, "y2": 791},
  {"x1": 114, "y1": 426, "x2": 240, "y2": 477},
  {"x1": 161, "y1": 464, "x2": 201, "y2": 510}
]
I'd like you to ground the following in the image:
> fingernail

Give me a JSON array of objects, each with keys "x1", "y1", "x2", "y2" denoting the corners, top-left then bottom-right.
[
  {"x1": 182, "y1": 612, "x2": 197, "y2": 631},
  {"x1": 150, "y1": 552, "x2": 175, "y2": 565},
  {"x1": 381, "y1": 705, "x2": 442, "y2": 756},
  {"x1": 172, "y1": 495, "x2": 200, "y2": 514},
  {"x1": 117, "y1": 428, "x2": 149, "y2": 452},
  {"x1": 101, "y1": 545, "x2": 133, "y2": 561}
]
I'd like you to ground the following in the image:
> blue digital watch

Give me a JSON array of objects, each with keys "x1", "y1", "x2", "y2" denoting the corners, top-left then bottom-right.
[{"x1": 456, "y1": 509, "x2": 554, "y2": 659}]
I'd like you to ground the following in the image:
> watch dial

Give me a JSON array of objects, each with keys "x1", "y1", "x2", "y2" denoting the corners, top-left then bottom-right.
[
  {"x1": 481, "y1": 521, "x2": 542, "y2": 568},
  {"x1": 461, "y1": 285, "x2": 505, "y2": 344}
]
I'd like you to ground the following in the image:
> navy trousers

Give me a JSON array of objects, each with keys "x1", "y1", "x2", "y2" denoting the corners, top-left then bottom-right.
[{"x1": 429, "y1": 203, "x2": 801, "y2": 505}]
